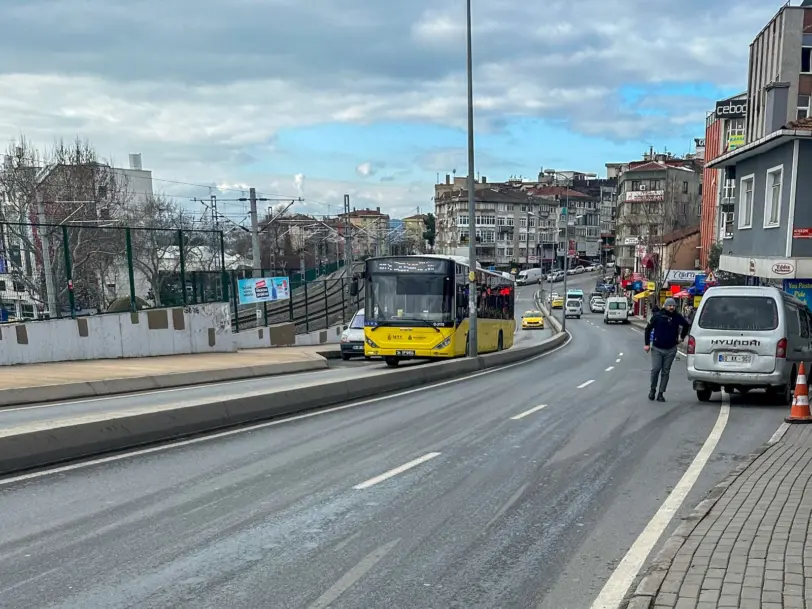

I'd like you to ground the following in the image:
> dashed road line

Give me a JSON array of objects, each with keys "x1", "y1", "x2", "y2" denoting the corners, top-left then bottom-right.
[
  {"x1": 577, "y1": 380, "x2": 595, "y2": 389},
  {"x1": 605, "y1": 366, "x2": 614, "y2": 371},
  {"x1": 510, "y1": 404, "x2": 547, "y2": 420},
  {"x1": 353, "y1": 452, "x2": 441, "y2": 490}
]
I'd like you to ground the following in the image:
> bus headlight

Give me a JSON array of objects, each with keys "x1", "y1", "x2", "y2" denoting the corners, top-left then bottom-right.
[
  {"x1": 365, "y1": 337, "x2": 380, "y2": 348},
  {"x1": 433, "y1": 336, "x2": 451, "y2": 350}
]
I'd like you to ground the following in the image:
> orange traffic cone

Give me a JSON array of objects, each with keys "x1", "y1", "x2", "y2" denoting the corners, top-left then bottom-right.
[{"x1": 786, "y1": 362, "x2": 812, "y2": 423}]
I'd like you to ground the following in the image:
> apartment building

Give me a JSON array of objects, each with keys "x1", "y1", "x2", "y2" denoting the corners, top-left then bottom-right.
[
  {"x1": 434, "y1": 175, "x2": 604, "y2": 271},
  {"x1": 745, "y1": 0, "x2": 812, "y2": 143},
  {"x1": 614, "y1": 153, "x2": 703, "y2": 278}
]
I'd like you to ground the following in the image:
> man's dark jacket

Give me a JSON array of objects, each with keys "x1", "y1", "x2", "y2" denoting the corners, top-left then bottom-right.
[{"x1": 644, "y1": 309, "x2": 690, "y2": 349}]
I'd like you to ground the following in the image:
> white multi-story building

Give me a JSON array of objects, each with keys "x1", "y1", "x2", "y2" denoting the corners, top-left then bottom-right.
[
  {"x1": 434, "y1": 174, "x2": 603, "y2": 271},
  {"x1": 0, "y1": 154, "x2": 154, "y2": 319}
]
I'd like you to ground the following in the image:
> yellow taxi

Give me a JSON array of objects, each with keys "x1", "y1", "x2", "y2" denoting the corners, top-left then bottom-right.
[
  {"x1": 521, "y1": 310, "x2": 545, "y2": 329},
  {"x1": 551, "y1": 296, "x2": 564, "y2": 309}
]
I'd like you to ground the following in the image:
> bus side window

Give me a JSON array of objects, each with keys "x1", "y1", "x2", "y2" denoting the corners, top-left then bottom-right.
[{"x1": 456, "y1": 283, "x2": 468, "y2": 321}]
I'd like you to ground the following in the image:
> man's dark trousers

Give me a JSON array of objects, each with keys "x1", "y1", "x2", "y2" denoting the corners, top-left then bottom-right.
[{"x1": 650, "y1": 345, "x2": 678, "y2": 394}]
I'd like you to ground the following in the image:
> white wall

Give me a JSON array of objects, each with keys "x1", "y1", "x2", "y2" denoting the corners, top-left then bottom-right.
[{"x1": 0, "y1": 303, "x2": 234, "y2": 365}]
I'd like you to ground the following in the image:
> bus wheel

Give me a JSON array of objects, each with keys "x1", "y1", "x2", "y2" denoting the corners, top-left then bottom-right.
[
  {"x1": 384, "y1": 356, "x2": 400, "y2": 367},
  {"x1": 497, "y1": 331, "x2": 504, "y2": 351}
]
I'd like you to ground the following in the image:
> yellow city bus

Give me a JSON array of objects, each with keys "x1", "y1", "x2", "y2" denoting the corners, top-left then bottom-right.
[{"x1": 352, "y1": 255, "x2": 515, "y2": 367}]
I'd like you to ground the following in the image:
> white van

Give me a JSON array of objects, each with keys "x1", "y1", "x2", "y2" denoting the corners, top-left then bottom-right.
[
  {"x1": 687, "y1": 286, "x2": 812, "y2": 403},
  {"x1": 516, "y1": 268, "x2": 542, "y2": 285},
  {"x1": 564, "y1": 298, "x2": 582, "y2": 319},
  {"x1": 604, "y1": 297, "x2": 629, "y2": 323}
]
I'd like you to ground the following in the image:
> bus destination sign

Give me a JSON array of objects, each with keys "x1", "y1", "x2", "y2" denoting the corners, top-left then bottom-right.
[{"x1": 369, "y1": 258, "x2": 448, "y2": 273}]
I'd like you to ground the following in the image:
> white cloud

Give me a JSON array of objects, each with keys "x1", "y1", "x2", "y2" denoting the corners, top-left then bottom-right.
[{"x1": 0, "y1": 0, "x2": 783, "y2": 215}]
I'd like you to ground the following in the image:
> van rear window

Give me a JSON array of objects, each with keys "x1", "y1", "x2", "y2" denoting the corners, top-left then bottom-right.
[
  {"x1": 609, "y1": 301, "x2": 626, "y2": 310},
  {"x1": 698, "y1": 296, "x2": 778, "y2": 331}
]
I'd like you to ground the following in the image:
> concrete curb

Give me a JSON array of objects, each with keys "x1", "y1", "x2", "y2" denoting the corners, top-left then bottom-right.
[
  {"x1": 622, "y1": 436, "x2": 782, "y2": 608},
  {"x1": 0, "y1": 332, "x2": 570, "y2": 475},
  {"x1": 0, "y1": 359, "x2": 332, "y2": 409}
]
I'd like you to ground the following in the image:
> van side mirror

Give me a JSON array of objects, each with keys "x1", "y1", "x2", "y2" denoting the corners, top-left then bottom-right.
[{"x1": 349, "y1": 277, "x2": 359, "y2": 296}]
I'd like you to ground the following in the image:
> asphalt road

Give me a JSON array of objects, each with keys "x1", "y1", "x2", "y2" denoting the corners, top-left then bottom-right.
[
  {"x1": 0, "y1": 286, "x2": 789, "y2": 608},
  {"x1": 0, "y1": 281, "x2": 554, "y2": 433}
]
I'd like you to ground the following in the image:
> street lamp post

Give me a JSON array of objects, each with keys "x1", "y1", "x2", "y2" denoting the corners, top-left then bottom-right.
[{"x1": 465, "y1": 0, "x2": 478, "y2": 357}]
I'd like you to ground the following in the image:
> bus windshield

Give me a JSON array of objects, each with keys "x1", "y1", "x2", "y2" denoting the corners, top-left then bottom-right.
[{"x1": 367, "y1": 273, "x2": 452, "y2": 324}]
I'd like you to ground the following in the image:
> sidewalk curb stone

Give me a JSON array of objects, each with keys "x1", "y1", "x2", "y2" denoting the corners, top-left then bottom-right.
[{"x1": 621, "y1": 437, "x2": 782, "y2": 608}]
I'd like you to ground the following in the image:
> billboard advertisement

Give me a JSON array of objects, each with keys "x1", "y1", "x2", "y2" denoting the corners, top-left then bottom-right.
[{"x1": 237, "y1": 276, "x2": 290, "y2": 305}]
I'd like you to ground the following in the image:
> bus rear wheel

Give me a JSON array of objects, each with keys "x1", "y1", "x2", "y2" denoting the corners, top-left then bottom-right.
[{"x1": 384, "y1": 356, "x2": 400, "y2": 367}]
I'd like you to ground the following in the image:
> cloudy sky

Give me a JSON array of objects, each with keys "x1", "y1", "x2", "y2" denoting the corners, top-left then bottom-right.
[{"x1": 0, "y1": 0, "x2": 780, "y2": 220}]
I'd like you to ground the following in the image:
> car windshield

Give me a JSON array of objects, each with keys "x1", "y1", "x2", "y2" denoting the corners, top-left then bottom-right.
[
  {"x1": 350, "y1": 311, "x2": 365, "y2": 328},
  {"x1": 523, "y1": 310, "x2": 541, "y2": 317},
  {"x1": 566, "y1": 300, "x2": 579, "y2": 307},
  {"x1": 367, "y1": 273, "x2": 452, "y2": 324},
  {"x1": 698, "y1": 296, "x2": 779, "y2": 331}
]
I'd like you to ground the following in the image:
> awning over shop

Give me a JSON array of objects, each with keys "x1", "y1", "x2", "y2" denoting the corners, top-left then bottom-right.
[{"x1": 633, "y1": 291, "x2": 651, "y2": 301}]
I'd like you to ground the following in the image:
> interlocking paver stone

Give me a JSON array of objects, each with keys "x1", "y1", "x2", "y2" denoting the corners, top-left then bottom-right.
[{"x1": 637, "y1": 425, "x2": 812, "y2": 608}]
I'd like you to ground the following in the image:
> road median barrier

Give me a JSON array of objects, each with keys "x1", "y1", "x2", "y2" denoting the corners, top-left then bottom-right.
[{"x1": 0, "y1": 332, "x2": 568, "y2": 475}]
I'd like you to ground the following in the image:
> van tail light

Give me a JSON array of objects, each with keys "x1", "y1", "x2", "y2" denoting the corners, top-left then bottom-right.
[
  {"x1": 776, "y1": 338, "x2": 787, "y2": 358},
  {"x1": 687, "y1": 335, "x2": 696, "y2": 355}
]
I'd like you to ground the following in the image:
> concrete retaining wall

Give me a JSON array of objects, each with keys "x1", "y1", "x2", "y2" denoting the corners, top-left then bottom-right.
[
  {"x1": 0, "y1": 303, "x2": 233, "y2": 365},
  {"x1": 0, "y1": 331, "x2": 569, "y2": 474},
  {"x1": 294, "y1": 324, "x2": 345, "y2": 346}
]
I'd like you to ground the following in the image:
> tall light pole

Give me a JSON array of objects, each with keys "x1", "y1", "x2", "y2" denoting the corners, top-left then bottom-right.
[{"x1": 465, "y1": 0, "x2": 478, "y2": 357}]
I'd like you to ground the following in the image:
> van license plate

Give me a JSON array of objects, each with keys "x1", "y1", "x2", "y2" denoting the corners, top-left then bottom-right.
[
  {"x1": 719, "y1": 354, "x2": 751, "y2": 363},
  {"x1": 396, "y1": 350, "x2": 415, "y2": 356}
]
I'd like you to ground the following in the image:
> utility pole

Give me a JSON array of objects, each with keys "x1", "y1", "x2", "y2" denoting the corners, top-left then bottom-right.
[
  {"x1": 249, "y1": 187, "x2": 261, "y2": 278},
  {"x1": 35, "y1": 190, "x2": 58, "y2": 318},
  {"x1": 465, "y1": 0, "x2": 478, "y2": 357},
  {"x1": 343, "y1": 194, "x2": 353, "y2": 275}
]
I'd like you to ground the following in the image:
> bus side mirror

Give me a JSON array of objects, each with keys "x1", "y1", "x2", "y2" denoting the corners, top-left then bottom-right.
[{"x1": 349, "y1": 278, "x2": 359, "y2": 296}]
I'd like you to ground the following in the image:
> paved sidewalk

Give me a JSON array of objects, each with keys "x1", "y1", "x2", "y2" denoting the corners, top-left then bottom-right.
[
  {"x1": 0, "y1": 346, "x2": 336, "y2": 390},
  {"x1": 627, "y1": 424, "x2": 812, "y2": 608}
]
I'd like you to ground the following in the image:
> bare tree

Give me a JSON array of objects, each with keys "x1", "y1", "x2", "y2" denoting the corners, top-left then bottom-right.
[
  {"x1": 0, "y1": 137, "x2": 132, "y2": 315},
  {"x1": 126, "y1": 194, "x2": 201, "y2": 307}
]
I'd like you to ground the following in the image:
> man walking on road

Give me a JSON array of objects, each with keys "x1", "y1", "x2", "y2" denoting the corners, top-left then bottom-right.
[{"x1": 644, "y1": 297, "x2": 690, "y2": 402}]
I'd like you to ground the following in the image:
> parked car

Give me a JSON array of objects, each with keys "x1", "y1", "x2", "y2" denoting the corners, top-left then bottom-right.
[
  {"x1": 340, "y1": 309, "x2": 368, "y2": 360},
  {"x1": 687, "y1": 286, "x2": 811, "y2": 404},
  {"x1": 604, "y1": 297, "x2": 629, "y2": 323}
]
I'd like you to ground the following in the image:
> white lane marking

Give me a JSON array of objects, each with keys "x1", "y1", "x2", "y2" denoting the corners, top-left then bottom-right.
[
  {"x1": 353, "y1": 452, "x2": 441, "y2": 490},
  {"x1": 0, "y1": 335, "x2": 574, "y2": 486},
  {"x1": 510, "y1": 404, "x2": 547, "y2": 420},
  {"x1": 616, "y1": 359, "x2": 621, "y2": 363},
  {"x1": 605, "y1": 366, "x2": 614, "y2": 372},
  {"x1": 589, "y1": 393, "x2": 731, "y2": 609},
  {"x1": 307, "y1": 539, "x2": 400, "y2": 608},
  {"x1": 619, "y1": 353, "x2": 623, "y2": 356},
  {"x1": 577, "y1": 380, "x2": 594, "y2": 389},
  {"x1": 769, "y1": 422, "x2": 790, "y2": 445}
]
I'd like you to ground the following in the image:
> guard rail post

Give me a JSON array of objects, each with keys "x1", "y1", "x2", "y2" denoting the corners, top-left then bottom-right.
[
  {"x1": 262, "y1": 269, "x2": 269, "y2": 326},
  {"x1": 340, "y1": 278, "x2": 346, "y2": 323},
  {"x1": 231, "y1": 272, "x2": 240, "y2": 332},
  {"x1": 304, "y1": 280, "x2": 310, "y2": 333},
  {"x1": 288, "y1": 285, "x2": 294, "y2": 322},
  {"x1": 323, "y1": 280, "x2": 329, "y2": 329}
]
